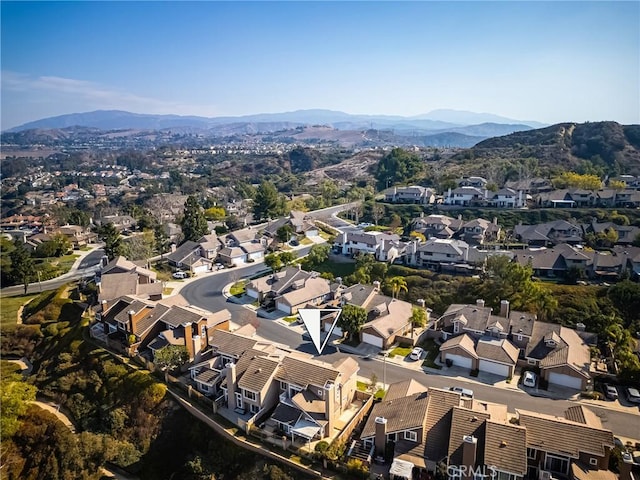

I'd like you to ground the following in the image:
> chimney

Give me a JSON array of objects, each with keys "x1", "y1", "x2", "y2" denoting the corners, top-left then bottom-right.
[
  {"x1": 325, "y1": 383, "x2": 336, "y2": 436},
  {"x1": 374, "y1": 417, "x2": 387, "y2": 458},
  {"x1": 373, "y1": 280, "x2": 380, "y2": 291},
  {"x1": 620, "y1": 453, "x2": 634, "y2": 480},
  {"x1": 420, "y1": 212, "x2": 424, "y2": 218},
  {"x1": 417, "y1": 299, "x2": 426, "y2": 309},
  {"x1": 226, "y1": 362, "x2": 237, "y2": 407},
  {"x1": 184, "y1": 322, "x2": 194, "y2": 360},
  {"x1": 576, "y1": 322, "x2": 586, "y2": 332},
  {"x1": 192, "y1": 334, "x2": 201, "y2": 360},
  {"x1": 458, "y1": 214, "x2": 462, "y2": 220},
  {"x1": 101, "y1": 299, "x2": 109, "y2": 312},
  {"x1": 127, "y1": 309, "x2": 135, "y2": 333},
  {"x1": 500, "y1": 300, "x2": 510, "y2": 318},
  {"x1": 336, "y1": 276, "x2": 342, "y2": 285},
  {"x1": 492, "y1": 217, "x2": 498, "y2": 225},
  {"x1": 476, "y1": 299, "x2": 485, "y2": 308},
  {"x1": 462, "y1": 435, "x2": 478, "y2": 480}
]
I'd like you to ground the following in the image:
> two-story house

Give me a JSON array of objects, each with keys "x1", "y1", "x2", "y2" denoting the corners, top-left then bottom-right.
[
  {"x1": 416, "y1": 239, "x2": 470, "y2": 270},
  {"x1": 459, "y1": 218, "x2": 501, "y2": 245},
  {"x1": 98, "y1": 256, "x2": 163, "y2": 304},
  {"x1": 384, "y1": 186, "x2": 436, "y2": 205},
  {"x1": 444, "y1": 187, "x2": 489, "y2": 206},
  {"x1": 513, "y1": 220, "x2": 584, "y2": 247},
  {"x1": 489, "y1": 188, "x2": 526, "y2": 208},
  {"x1": 334, "y1": 230, "x2": 401, "y2": 259},
  {"x1": 411, "y1": 213, "x2": 464, "y2": 240}
]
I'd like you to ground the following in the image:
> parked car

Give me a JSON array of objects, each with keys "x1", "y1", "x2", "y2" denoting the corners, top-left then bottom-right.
[
  {"x1": 523, "y1": 371, "x2": 537, "y2": 388},
  {"x1": 409, "y1": 347, "x2": 424, "y2": 361},
  {"x1": 214, "y1": 263, "x2": 225, "y2": 271},
  {"x1": 450, "y1": 386, "x2": 474, "y2": 399},
  {"x1": 625, "y1": 387, "x2": 640, "y2": 404},
  {"x1": 603, "y1": 384, "x2": 618, "y2": 400},
  {"x1": 173, "y1": 271, "x2": 188, "y2": 279}
]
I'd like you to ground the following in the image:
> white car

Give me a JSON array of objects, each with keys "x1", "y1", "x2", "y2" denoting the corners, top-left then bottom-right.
[
  {"x1": 523, "y1": 371, "x2": 537, "y2": 388},
  {"x1": 409, "y1": 347, "x2": 424, "y2": 361},
  {"x1": 173, "y1": 271, "x2": 188, "y2": 279}
]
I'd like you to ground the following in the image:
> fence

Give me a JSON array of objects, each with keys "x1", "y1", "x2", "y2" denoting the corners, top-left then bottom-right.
[{"x1": 334, "y1": 390, "x2": 374, "y2": 445}]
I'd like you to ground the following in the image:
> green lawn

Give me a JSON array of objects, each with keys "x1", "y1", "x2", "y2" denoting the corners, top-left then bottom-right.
[
  {"x1": 229, "y1": 281, "x2": 247, "y2": 297},
  {"x1": 306, "y1": 258, "x2": 355, "y2": 279},
  {"x1": 32, "y1": 254, "x2": 80, "y2": 280},
  {"x1": 389, "y1": 346, "x2": 412, "y2": 358},
  {"x1": 0, "y1": 294, "x2": 39, "y2": 328},
  {"x1": 357, "y1": 381, "x2": 369, "y2": 391},
  {"x1": 299, "y1": 237, "x2": 313, "y2": 246},
  {"x1": 420, "y1": 338, "x2": 442, "y2": 369},
  {"x1": 283, "y1": 316, "x2": 298, "y2": 324}
]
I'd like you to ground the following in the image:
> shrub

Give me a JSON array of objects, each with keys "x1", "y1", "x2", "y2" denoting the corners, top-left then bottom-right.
[{"x1": 346, "y1": 458, "x2": 369, "y2": 479}]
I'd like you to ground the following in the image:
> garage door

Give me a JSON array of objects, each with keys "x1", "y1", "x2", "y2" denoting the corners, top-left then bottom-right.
[
  {"x1": 325, "y1": 322, "x2": 343, "y2": 337},
  {"x1": 445, "y1": 354, "x2": 473, "y2": 369},
  {"x1": 548, "y1": 372, "x2": 583, "y2": 389},
  {"x1": 193, "y1": 265, "x2": 209, "y2": 274},
  {"x1": 478, "y1": 359, "x2": 511, "y2": 377},
  {"x1": 362, "y1": 332, "x2": 383, "y2": 348}
]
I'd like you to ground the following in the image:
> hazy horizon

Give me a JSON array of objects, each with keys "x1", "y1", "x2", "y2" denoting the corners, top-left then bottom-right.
[{"x1": 2, "y1": 1, "x2": 639, "y2": 130}]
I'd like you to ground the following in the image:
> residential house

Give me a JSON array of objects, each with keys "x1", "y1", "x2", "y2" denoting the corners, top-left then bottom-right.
[
  {"x1": 489, "y1": 188, "x2": 526, "y2": 208},
  {"x1": 524, "y1": 323, "x2": 594, "y2": 390},
  {"x1": 335, "y1": 282, "x2": 412, "y2": 349},
  {"x1": 247, "y1": 266, "x2": 331, "y2": 315},
  {"x1": 535, "y1": 189, "x2": 596, "y2": 208},
  {"x1": 93, "y1": 295, "x2": 230, "y2": 361},
  {"x1": 459, "y1": 218, "x2": 501, "y2": 245},
  {"x1": 458, "y1": 176, "x2": 488, "y2": 189},
  {"x1": 505, "y1": 177, "x2": 553, "y2": 194},
  {"x1": 262, "y1": 211, "x2": 318, "y2": 239},
  {"x1": 416, "y1": 239, "x2": 470, "y2": 270},
  {"x1": 355, "y1": 380, "x2": 615, "y2": 479},
  {"x1": 98, "y1": 256, "x2": 162, "y2": 303},
  {"x1": 218, "y1": 226, "x2": 268, "y2": 265},
  {"x1": 334, "y1": 230, "x2": 401, "y2": 259},
  {"x1": 411, "y1": 213, "x2": 464, "y2": 240},
  {"x1": 271, "y1": 355, "x2": 359, "y2": 441},
  {"x1": 513, "y1": 220, "x2": 583, "y2": 247},
  {"x1": 437, "y1": 299, "x2": 594, "y2": 385},
  {"x1": 384, "y1": 186, "x2": 436, "y2": 205},
  {"x1": 613, "y1": 245, "x2": 640, "y2": 278},
  {"x1": 513, "y1": 244, "x2": 592, "y2": 279},
  {"x1": 444, "y1": 187, "x2": 489, "y2": 206},
  {"x1": 582, "y1": 221, "x2": 640, "y2": 246},
  {"x1": 56, "y1": 224, "x2": 97, "y2": 249},
  {"x1": 518, "y1": 408, "x2": 614, "y2": 480},
  {"x1": 195, "y1": 330, "x2": 360, "y2": 440},
  {"x1": 96, "y1": 214, "x2": 137, "y2": 232},
  {"x1": 166, "y1": 240, "x2": 213, "y2": 274}
]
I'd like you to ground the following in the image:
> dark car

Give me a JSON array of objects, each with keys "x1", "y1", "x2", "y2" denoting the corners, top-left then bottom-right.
[{"x1": 603, "y1": 384, "x2": 618, "y2": 400}]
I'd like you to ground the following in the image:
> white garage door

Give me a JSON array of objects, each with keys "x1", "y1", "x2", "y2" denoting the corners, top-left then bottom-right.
[
  {"x1": 548, "y1": 372, "x2": 583, "y2": 389},
  {"x1": 362, "y1": 332, "x2": 383, "y2": 348},
  {"x1": 478, "y1": 359, "x2": 511, "y2": 377},
  {"x1": 325, "y1": 322, "x2": 343, "y2": 337},
  {"x1": 193, "y1": 265, "x2": 209, "y2": 274},
  {"x1": 445, "y1": 354, "x2": 473, "y2": 369}
]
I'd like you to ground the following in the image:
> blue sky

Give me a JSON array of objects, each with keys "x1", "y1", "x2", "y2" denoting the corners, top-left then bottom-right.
[{"x1": 1, "y1": 1, "x2": 638, "y2": 129}]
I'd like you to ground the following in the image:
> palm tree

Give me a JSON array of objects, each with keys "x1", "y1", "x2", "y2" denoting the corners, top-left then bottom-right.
[{"x1": 387, "y1": 276, "x2": 408, "y2": 299}]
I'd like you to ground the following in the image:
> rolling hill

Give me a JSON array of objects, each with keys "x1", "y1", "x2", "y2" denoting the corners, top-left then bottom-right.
[{"x1": 471, "y1": 121, "x2": 640, "y2": 175}]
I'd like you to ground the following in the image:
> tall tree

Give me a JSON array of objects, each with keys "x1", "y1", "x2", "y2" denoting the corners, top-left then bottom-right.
[
  {"x1": 305, "y1": 244, "x2": 330, "y2": 268},
  {"x1": 253, "y1": 181, "x2": 282, "y2": 220},
  {"x1": 410, "y1": 306, "x2": 427, "y2": 338},
  {"x1": 264, "y1": 253, "x2": 283, "y2": 272},
  {"x1": 279, "y1": 251, "x2": 297, "y2": 266},
  {"x1": 9, "y1": 242, "x2": 34, "y2": 294},
  {"x1": 181, "y1": 195, "x2": 208, "y2": 242},
  {"x1": 374, "y1": 148, "x2": 424, "y2": 190},
  {"x1": 153, "y1": 345, "x2": 190, "y2": 371},
  {"x1": 338, "y1": 304, "x2": 367, "y2": 341},
  {"x1": 387, "y1": 276, "x2": 408, "y2": 299},
  {"x1": 99, "y1": 223, "x2": 122, "y2": 261}
]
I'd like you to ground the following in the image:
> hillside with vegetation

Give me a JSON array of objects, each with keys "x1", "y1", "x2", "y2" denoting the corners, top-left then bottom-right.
[{"x1": 470, "y1": 121, "x2": 640, "y2": 176}]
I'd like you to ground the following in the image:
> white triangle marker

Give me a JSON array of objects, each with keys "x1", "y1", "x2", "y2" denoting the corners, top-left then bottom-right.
[{"x1": 298, "y1": 308, "x2": 342, "y2": 355}]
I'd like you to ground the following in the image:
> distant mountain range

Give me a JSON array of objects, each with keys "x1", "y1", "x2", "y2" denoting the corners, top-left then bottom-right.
[{"x1": 7, "y1": 108, "x2": 545, "y2": 134}]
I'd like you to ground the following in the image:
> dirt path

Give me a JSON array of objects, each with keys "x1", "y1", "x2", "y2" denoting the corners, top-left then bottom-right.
[{"x1": 15, "y1": 297, "x2": 35, "y2": 325}]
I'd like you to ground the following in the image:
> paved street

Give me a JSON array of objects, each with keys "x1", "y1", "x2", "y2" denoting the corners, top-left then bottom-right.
[{"x1": 180, "y1": 269, "x2": 640, "y2": 441}]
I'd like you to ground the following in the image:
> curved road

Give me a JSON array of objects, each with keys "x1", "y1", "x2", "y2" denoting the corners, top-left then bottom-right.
[{"x1": 181, "y1": 265, "x2": 640, "y2": 441}]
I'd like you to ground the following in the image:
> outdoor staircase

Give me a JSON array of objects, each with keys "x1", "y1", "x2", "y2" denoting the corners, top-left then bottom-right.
[{"x1": 348, "y1": 439, "x2": 373, "y2": 463}]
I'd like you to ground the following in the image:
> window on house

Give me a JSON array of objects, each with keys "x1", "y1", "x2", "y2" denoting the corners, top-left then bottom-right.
[
  {"x1": 449, "y1": 467, "x2": 462, "y2": 480},
  {"x1": 280, "y1": 381, "x2": 287, "y2": 391},
  {"x1": 244, "y1": 390, "x2": 256, "y2": 401},
  {"x1": 544, "y1": 454, "x2": 569, "y2": 475},
  {"x1": 250, "y1": 404, "x2": 259, "y2": 414},
  {"x1": 454, "y1": 323, "x2": 460, "y2": 334},
  {"x1": 201, "y1": 324, "x2": 206, "y2": 338},
  {"x1": 528, "y1": 359, "x2": 537, "y2": 365},
  {"x1": 517, "y1": 334, "x2": 523, "y2": 341},
  {"x1": 404, "y1": 430, "x2": 417, "y2": 442},
  {"x1": 589, "y1": 458, "x2": 598, "y2": 466},
  {"x1": 527, "y1": 448, "x2": 537, "y2": 460},
  {"x1": 387, "y1": 432, "x2": 397, "y2": 442}
]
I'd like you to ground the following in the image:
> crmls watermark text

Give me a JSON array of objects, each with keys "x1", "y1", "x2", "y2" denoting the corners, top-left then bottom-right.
[{"x1": 447, "y1": 465, "x2": 498, "y2": 478}]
